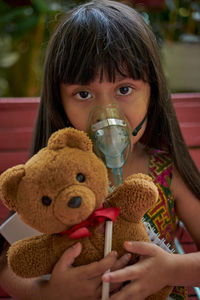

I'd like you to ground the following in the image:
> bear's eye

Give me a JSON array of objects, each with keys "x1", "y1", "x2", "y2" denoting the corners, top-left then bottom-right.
[
  {"x1": 41, "y1": 196, "x2": 52, "y2": 206},
  {"x1": 76, "y1": 173, "x2": 85, "y2": 183}
]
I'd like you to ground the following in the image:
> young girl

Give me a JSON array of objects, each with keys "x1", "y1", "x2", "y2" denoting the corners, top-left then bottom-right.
[{"x1": 0, "y1": 0, "x2": 200, "y2": 299}]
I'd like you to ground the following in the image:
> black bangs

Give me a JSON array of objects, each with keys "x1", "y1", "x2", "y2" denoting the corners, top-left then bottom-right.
[{"x1": 54, "y1": 3, "x2": 150, "y2": 85}]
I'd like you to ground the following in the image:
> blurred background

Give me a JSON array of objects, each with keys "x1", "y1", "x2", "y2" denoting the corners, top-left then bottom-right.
[{"x1": 0, "y1": 0, "x2": 200, "y2": 97}]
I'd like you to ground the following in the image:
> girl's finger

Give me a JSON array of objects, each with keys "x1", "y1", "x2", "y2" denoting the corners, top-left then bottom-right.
[
  {"x1": 95, "y1": 283, "x2": 103, "y2": 299},
  {"x1": 85, "y1": 277, "x2": 103, "y2": 298},
  {"x1": 124, "y1": 241, "x2": 158, "y2": 256},
  {"x1": 110, "y1": 280, "x2": 144, "y2": 300},
  {"x1": 88, "y1": 274, "x2": 102, "y2": 287},
  {"x1": 53, "y1": 242, "x2": 82, "y2": 273},
  {"x1": 83, "y1": 250, "x2": 118, "y2": 279},
  {"x1": 111, "y1": 253, "x2": 132, "y2": 271},
  {"x1": 110, "y1": 282, "x2": 123, "y2": 294},
  {"x1": 102, "y1": 265, "x2": 137, "y2": 283},
  {"x1": 108, "y1": 253, "x2": 132, "y2": 292}
]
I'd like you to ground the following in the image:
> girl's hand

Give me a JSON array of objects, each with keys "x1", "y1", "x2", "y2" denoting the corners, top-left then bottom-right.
[
  {"x1": 110, "y1": 251, "x2": 132, "y2": 294},
  {"x1": 102, "y1": 241, "x2": 173, "y2": 300},
  {"x1": 38, "y1": 242, "x2": 131, "y2": 300}
]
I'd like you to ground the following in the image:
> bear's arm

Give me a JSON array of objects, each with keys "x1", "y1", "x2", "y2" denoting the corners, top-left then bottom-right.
[
  {"x1": 7, "y1": 233, "x2": 73, "y2": 278},
  {"x1": 105, "y1": 174, "x2": 158, "y2": 222}
]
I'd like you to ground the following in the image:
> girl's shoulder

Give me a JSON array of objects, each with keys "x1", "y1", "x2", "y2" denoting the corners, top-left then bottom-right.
[
  {"x1": 146, "y1": 147, "x2": 174, "y2": 185},
  {"x1": 148, "y1": 148, "x2": 172, "y2": 160}
]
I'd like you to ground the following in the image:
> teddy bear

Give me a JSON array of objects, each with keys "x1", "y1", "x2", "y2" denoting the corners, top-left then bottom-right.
[{"x1": 0, "y1": 127, "x2": 172, "y2": 299}]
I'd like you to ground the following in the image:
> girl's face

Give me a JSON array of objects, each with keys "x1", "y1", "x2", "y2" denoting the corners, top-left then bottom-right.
[{"x1": 60, "y1": 74, "x2": 150, "y2": 146}]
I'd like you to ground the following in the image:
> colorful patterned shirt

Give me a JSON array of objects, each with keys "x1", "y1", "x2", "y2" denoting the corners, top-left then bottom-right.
[{"x1": 143, "y1": 149, "x2": 188, "y2": 300}]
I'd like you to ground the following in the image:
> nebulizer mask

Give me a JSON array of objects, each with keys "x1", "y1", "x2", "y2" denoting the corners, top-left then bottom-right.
[{"x1": 87, "y1": 103, "x2": 131, "y2": 186}]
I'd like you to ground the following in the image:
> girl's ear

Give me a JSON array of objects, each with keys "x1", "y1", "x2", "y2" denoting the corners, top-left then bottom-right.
[
  {"x1": 0, "y1": 165, "x2": 25, "y2": 210},
  {"x1": 48, "y1": 128, "x2": 93, "y2": 152}
]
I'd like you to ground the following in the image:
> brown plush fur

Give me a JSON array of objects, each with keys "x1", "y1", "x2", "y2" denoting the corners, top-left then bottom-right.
[{"x1": 0, "y1": 128, "x2": 172, "y2": 299}]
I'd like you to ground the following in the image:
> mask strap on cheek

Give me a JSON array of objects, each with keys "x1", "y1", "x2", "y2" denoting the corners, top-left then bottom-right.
[{"x1": 132, "y1": 113, "x2": 147, "y2": 136}]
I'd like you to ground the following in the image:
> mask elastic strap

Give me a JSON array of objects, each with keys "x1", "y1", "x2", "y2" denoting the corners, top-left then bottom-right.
[{"x1": 132, "y1": 113, "x2": 147, "y2": 136}]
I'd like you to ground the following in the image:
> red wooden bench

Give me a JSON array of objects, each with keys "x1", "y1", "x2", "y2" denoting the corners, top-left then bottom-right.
[
  {"x1": 0, "y1": 94, "x2": 200, "y2": 174},
  {"x1": 172, "y1": 93, "x2": 200, "y2": 169},
  {"x1": 0, "y1": 94, "x2": 200, "y2": 298},
  {"x1": 0, "y1": 98, "x2": 39, "y2": 174}
]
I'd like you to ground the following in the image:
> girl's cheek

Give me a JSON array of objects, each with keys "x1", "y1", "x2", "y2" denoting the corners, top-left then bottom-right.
[
  {"x1": 70, "y1": 114, "x2": 90, "y2": 132},
  {"x1": 69, "y1": 119, "x2": 87, "y2": 132}
]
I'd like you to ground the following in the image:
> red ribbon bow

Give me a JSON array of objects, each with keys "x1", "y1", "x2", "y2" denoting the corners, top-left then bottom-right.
[{"x1": 59, "y1": 205, "x2": 120, "y2": 239}]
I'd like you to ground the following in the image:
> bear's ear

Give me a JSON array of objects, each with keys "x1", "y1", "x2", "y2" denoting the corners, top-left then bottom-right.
[
  {"x1": 47, "y1": 128, "x2": 93, "y2": 152},
  {"x1": 0, "y1": 165, "x2": 25, "y2": 210}
]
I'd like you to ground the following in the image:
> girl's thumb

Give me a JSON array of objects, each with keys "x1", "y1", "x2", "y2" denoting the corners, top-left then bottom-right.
[{"x1": 53, "y1": 242, "x2": 82, "y2": 272}]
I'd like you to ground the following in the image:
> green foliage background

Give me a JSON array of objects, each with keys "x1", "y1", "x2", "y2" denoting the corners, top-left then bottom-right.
[
  {"x1": 0, "y1": 0, "x2": 79, "y2": 96},
  {"x1": 0, "y1": 0, "x2": 199, "y2": 96}
]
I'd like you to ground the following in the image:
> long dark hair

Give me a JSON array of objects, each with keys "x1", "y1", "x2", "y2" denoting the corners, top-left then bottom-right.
[{"x1": 31, "y1": 0, "x2": 200, "y2": 198}]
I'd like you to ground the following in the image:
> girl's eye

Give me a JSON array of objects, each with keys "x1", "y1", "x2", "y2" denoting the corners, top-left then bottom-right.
[
  {"x1": 75, "y1": 91, "x2": 91, "y2": 100},
  {"x1": 117, "y1": 86, "x2": 132, "y2": 96}
]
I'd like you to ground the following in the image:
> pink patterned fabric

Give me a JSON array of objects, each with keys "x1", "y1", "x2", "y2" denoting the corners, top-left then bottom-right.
[{"x1": 144, "y1": 149, "x2": 187, "y2": 300}]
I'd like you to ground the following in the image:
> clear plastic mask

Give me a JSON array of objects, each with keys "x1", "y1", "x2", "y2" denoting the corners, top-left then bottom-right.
[{"x1": 87, "y1": 103, "x2": 131, "y2": 182}]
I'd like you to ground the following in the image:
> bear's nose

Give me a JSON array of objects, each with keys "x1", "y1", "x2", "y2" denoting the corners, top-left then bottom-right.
[{"x1": 68, "y1": 196, "x2": 82, "y2": 208}]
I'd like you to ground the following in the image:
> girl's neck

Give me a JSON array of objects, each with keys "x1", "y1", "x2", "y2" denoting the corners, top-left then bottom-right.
[{"x1": 108, "y1": 142, "x2": 149, "y2": 185}]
